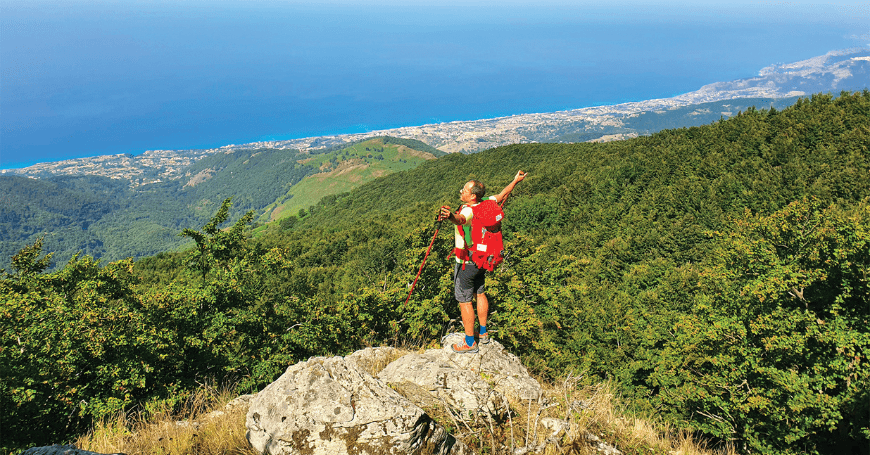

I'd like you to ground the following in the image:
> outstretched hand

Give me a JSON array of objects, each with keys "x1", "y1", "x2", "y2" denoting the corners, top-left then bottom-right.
[
  {"x1": 438, "y1": 205, "x2": 452, "y2": 222},
  {"x1": 514, "y1": 170, "x2": 527, "y2": 182}
]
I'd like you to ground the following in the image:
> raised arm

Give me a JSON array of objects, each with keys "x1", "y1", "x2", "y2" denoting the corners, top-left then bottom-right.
[{"x1": 494, "y1": 170, "x2": 527, "y2": 205}]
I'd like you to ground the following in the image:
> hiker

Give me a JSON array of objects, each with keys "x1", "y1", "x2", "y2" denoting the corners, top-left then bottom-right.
[{"x1": 439, "y1": 170, "x2": 527, "y2": 353}]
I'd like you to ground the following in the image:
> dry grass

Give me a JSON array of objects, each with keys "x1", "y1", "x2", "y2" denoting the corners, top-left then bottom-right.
[
  {"x1": 74, "y1": 371, "x2": 733, "y2": 455},
  {"x1": 76, "y1": 383, "x2": 257, "y2": 455},
  {"x1": 489, "y1": 375, "x2": 737, "y2": 455},
  {"x1": 353, "y1": 346, "x2": 416, "y2": 378}
]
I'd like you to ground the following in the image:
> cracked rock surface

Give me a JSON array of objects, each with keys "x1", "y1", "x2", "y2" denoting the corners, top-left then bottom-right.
[
  {"x1": 378, "y1": 335, "x2": 542, "y2": 418},
  {"x1": 245, "y1": 354, "x2": 466, "y2": 455}
]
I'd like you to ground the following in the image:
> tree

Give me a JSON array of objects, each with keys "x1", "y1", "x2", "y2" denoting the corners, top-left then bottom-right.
[
  {"x1": 653, "y1": 198, "x2": 870, "y2": 454},
  {"x1": 1, "y1": 244, "x2": 169, "y2": 450},
  {"x1": 9, "y1": 236, "x2": 53, "y2": 276},
  {"x1": 180, "y1": 197, "x2": 254, "y2": 276}
]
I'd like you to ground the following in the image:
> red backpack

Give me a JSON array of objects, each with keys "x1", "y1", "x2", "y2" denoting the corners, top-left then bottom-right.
[{"x1": 467, "y1": 199, "x2": 505, "y2": 271}]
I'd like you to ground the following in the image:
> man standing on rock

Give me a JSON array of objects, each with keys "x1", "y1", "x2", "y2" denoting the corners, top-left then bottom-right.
[{"x1": 439, "y1": 170, "x2": 527, "y2": 353}]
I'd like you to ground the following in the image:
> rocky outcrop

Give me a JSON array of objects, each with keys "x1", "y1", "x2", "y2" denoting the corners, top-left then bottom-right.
[
  {"x1": 245, "y1": 336, "x2": 546, "y2": 455},
  {"x1": 245, "y1": 353, "x2": 467, "y2": 455},
  {"x1": 378, "y1": 334, "x2": 542, "y2": 418}
]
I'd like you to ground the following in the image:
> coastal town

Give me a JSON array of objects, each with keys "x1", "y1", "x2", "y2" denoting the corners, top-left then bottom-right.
[{"x1": 3, "y1": 49, "x2": 867, "y2": 186}]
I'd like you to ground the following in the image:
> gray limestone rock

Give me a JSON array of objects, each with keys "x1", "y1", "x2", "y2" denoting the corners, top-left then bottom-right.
[
  {"x1": 377, "y1": 334, "x2": 542, "y2": 419},
  {"x1": 245, "y1": 355, "x2": 466, "y2": 455},
  {"x1": 226, "y1": 393, "x2": 256, "y2": 410}
]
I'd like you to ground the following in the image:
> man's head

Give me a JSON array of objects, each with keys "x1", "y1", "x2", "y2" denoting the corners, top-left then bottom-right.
[{"x1": 461, "y1": 180, "x2": 485, "y2": 203}]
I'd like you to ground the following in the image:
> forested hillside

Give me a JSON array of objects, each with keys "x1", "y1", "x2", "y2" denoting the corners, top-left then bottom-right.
[
  {"x1": 0, "y1": 175, "x2": 125, "y2": 259},
  {"x1": 0, "y1": 137, "x2": 442, "y2": 271},
  {"x1": 2, "y1": 92, "x2": 868, "y2": 454}
]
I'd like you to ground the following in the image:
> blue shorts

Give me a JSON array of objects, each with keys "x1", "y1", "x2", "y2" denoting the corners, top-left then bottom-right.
[{"x1": 454, "y1": 261, "x2": 485, "y2": 303}]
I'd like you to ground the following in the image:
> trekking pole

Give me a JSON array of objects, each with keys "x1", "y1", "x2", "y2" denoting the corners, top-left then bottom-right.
[{"x1": 404, "y1": 210, "x2": 444, "y2": 306}]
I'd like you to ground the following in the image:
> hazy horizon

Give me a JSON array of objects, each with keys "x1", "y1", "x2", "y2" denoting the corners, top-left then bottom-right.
[{"x1": 2, "y1": 0, "x2": 868, "y2": 169}]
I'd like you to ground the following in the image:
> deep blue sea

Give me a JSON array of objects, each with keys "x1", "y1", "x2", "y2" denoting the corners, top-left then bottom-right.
[{"x1": 2, "y1": 0, "x2": 868, "y2": 169}]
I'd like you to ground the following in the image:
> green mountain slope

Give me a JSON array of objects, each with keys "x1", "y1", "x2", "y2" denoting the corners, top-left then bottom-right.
[
  {"x1": 621, "y1": 96, "x2": 803, "y2": 134},
  {"x1": 0, "y1": 175, "x2": 128, "y2": 264},
  {"x1": 260, "y1": 137, "x2": 443, "y2": 222},
  {"x1": 0, "y1": 94, "x2": 827, "y2": 272},
  {"x1": 0, "y1": 138, "x2": 442, "y2": 270},
  {"x1": 270, "y1": 92, "x2": 870, "y2": 453},
  {"x1": 3, "y1": 92, "x2": 868, "y2": 453}
]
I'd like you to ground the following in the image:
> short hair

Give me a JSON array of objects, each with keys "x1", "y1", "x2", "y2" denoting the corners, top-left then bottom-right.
[{"x1": 468, "y1": 180, "x2": 486, "y2": 201}]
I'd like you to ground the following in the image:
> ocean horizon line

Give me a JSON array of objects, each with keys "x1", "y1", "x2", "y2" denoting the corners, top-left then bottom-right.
[
  {"x1": 0, "y1": 96, "x2": 666, "y2": 171},
  {"x1": 4, "y1": 46, "x2": 869, "y2": 172}
]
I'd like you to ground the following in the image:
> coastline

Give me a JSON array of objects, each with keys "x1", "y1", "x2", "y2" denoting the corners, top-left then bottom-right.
[{"x1": 3, "y1": 48, "x2": 868, "y2": 177}]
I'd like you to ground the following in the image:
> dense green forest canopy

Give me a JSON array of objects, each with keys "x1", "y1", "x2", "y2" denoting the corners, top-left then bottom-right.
[{"x1": 2, "y1": 92, "x2": 868, "y2": 454}]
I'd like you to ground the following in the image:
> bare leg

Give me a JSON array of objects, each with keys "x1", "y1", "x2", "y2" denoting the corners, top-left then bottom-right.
[
  {"x1": 459, "y1": 301, "x2": 476, "y2": 336},
  {"x1": 476, "y1": 293, "x2": 489, "y2": 329}
]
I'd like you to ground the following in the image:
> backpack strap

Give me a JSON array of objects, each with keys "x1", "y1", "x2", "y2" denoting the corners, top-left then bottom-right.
[{"x1": 452, "y1": 203, "x2": 473, "y2": 270}]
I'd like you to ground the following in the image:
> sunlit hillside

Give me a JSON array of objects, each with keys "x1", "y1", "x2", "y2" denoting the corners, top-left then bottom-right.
[{"x1": 3, "y1": 92, "x2": 868, "y2": 454}]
